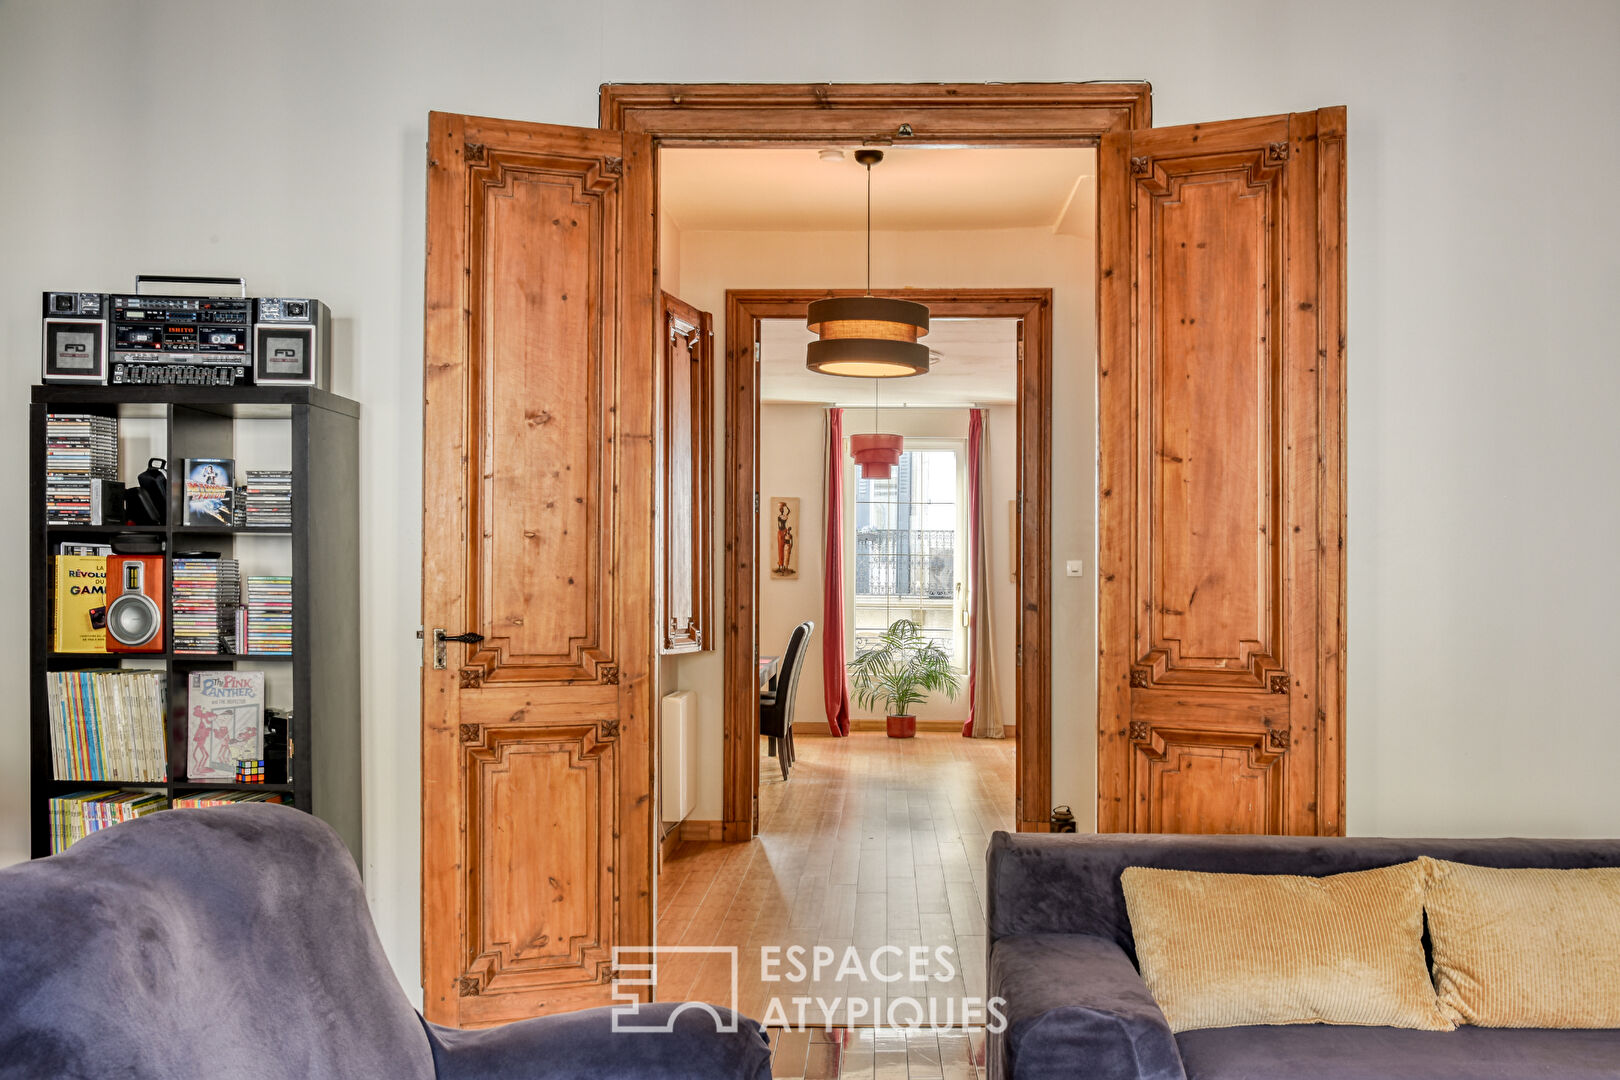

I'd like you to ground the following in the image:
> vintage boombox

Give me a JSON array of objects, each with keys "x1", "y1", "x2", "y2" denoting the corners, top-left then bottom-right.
[{"x1": 43, "y1": 276, "x2": 330, "y2": 389}]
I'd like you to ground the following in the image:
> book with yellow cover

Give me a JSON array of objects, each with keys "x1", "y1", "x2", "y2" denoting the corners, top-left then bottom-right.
[{"x1": 53, "y1": 555, "x2": 108, "y2": 653}]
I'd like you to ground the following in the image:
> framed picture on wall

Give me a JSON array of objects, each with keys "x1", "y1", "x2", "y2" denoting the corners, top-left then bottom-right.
[{"x1": 770, "y1": 497, "x2": 799, "y2": 579}]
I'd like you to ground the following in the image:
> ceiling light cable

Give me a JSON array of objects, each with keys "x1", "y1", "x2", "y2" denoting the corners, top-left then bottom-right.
[{"x1": 866, "y1": 156, "x2": 873, "y2": 296}]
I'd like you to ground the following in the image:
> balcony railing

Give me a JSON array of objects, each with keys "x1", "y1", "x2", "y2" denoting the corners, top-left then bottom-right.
[{"x1": 854, "y1": 528, "x2": 956, "y2": 599}]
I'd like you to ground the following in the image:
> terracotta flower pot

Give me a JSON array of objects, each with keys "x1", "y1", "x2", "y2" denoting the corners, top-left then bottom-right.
[{"x1": 886, "y1": 714, "x2": 917, "y2": 739}]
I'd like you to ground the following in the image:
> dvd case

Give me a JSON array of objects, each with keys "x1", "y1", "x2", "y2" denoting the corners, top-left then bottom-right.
[{"x1": 183, "y1": 458, "x2": 235, "y2": 526}]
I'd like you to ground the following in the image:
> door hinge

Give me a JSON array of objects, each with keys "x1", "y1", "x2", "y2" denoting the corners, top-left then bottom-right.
[
  {"x1": 753, "y1": 341, "x2": 761, "y2": 363},
  {"x1": 1016, "y1": 644, "x2": 1023, "y2": 667},
  {"x1": 754, "y1": 492, "x2": 759, "y2": 513}
]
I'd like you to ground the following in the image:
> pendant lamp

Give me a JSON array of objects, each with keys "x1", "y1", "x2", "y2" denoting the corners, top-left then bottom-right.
[
  {"x1": 806, "y1": 150, "x2": 931, "y2": 378},
  {"x1": 850, "y1": 381, "x2": 903, "y2": 480},
  {"x1": 850, "y1": 432, "x2": 903, "y2": 479}
]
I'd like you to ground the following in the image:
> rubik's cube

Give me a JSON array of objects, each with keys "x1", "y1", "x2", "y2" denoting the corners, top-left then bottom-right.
[{"x1": 235, "y1": 759, "x2": 267, "y2": 784}]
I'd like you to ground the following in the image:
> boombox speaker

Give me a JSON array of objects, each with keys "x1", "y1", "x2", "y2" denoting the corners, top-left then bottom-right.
[
  {"x1": 253, "y1": 297, "x2": 330, "y2": 388},
  {"x1": 42, "y1": 293, "x2": 109, "y2": 384},
  {"x1": 106, "y1": 555, "x2": 164, "y2": 653}
]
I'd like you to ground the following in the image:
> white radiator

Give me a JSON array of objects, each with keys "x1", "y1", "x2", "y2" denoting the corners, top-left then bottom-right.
[{"x1": 660, "y1": 691, "x2": 699, "y2": 825}]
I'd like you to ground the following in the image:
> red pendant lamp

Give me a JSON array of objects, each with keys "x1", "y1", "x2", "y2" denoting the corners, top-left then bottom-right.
[
  {"x1": 850, "y1": 374, "x2": 904, "y2": 479},
  {"x1": 850, "y1": 432, "x2": 903, "y2": 479}
]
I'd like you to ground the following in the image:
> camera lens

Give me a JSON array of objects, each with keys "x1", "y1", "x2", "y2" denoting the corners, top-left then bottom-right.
[
  {"x1": 286, "y1": 301, "x2": 307, "y2": 318},
  {"x1": 53, "y1": 294, "x2": 74, "y2": 313}
]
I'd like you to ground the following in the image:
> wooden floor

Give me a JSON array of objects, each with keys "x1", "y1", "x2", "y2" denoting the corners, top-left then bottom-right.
[{"x1": 658, "y1": 731, "x2": 1016, "y2": 1077}]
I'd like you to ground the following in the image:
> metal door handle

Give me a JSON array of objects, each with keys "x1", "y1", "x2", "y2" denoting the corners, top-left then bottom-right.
[{"x1": 431, "y1": 629, "x2": 484, "y2": 669}]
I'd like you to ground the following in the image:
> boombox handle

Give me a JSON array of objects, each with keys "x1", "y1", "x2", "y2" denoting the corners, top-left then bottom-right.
[{"x1": 134, "y1": 274, "x2": 248, "y2": 298}]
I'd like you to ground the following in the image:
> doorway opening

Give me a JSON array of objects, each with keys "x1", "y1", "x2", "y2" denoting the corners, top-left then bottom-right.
[
  {"x1": 718, "y1": 289, "x2": 1055, "y2": 843},
  {"x1": 650, "y1": 140, "x2": 1084, "y2": 845},
  {"x1": 651, "y1": 135, "x2": 1078, "y2": 1023}
]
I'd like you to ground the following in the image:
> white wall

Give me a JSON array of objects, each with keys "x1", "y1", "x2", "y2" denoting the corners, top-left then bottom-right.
[
  {"x1": 673, "y1": 227, "x2": 1093, "y2": 820},
  {"x1": 4, "y1": 0, "x2": 1619, "y2": 1004}
]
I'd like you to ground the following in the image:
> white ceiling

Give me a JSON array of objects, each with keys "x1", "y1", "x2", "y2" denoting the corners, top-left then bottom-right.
[
  {"x1": 760, "y1": 317, "x2": 1018, "y2": 405},
  {"x1": 661, "y1": 146, "x2": 1094, "y2": 234}
]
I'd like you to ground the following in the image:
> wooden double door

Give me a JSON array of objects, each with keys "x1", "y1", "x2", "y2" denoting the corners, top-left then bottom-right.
[
  {"x1": 420, "y1": 93, "x2": 1346, "y2": 1026},
  {"x1": 1096, "y1": 109, "x2": 1347, "y2": 836},
  {"x1": 420, "y1": 114, "x2": 659, "y2": 1027}
]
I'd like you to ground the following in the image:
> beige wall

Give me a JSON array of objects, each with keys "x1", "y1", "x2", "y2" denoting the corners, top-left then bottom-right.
[
  {"x1": 4, "y1": 0, "x2": 1619, "y2": 1006},
  {"x1": 758, "y1": 403, "x2": 827, "y2": 730},
  {"x1": 669, "y1": 226, "x2": 1094, "y2": 820},
  {"x1": 756, "y1": 405, "x2": 1018, "y2": 736}
]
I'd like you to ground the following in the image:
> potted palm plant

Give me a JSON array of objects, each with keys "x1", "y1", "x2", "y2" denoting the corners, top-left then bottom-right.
[{"x1": 846, "y1": 618, "x2": 963, "y2": 738}]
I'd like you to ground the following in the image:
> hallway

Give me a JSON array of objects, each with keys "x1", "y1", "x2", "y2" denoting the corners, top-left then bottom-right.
[{"x1": 657, "y1": 731, "x2": 1015, "y2": 1074}]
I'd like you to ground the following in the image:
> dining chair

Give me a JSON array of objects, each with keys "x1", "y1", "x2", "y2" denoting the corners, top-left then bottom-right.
[{"x1": 759, "y1": 620, "x2": 813, "y2": 781}]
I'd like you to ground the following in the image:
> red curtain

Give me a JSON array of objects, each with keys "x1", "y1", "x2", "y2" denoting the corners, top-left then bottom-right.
[
  {"x1": 823, "y1": 408, "x2": 851, "y2": 736},
  {"x1": 965, "y1": 408, "x2": 986, "y2": 738}
]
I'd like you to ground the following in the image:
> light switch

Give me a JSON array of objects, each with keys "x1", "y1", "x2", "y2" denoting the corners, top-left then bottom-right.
[{"x1": 1066, "y1": 560, "x2": 1084, "y2": 578}]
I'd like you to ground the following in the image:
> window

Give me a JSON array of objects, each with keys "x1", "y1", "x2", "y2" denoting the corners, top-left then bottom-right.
[{"x1": 851, "y1": 444, "x2": 966, "y2": 667}]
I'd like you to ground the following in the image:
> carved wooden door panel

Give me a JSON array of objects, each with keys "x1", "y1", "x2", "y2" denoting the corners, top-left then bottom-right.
[
  {"x1": 422, "y1": 112, "x2": 656, "y2": 1025},
  {"x1": 1097, "y1": 109, "x2": 1346, "y2": 836},
  {"x1": 660, "y1": 292, "x2": 712, "y2": 654}
]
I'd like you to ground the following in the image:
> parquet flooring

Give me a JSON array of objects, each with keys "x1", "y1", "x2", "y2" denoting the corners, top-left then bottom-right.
[{"x1": 657, "y1": 731, "x2": 1016, "y2": 1077}]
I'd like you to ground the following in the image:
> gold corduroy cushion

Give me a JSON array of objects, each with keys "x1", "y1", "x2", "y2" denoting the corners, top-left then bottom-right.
[
  {"x1": 1121, "y1": 861, "x2": 1454, "y2": 1033},
  {"x1": 1422, "y1": 858, "x2": 1620, "y2": 1028}
]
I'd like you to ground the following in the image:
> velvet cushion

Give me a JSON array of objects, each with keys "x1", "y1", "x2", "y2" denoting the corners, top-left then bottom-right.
[
  {"x1": 1121, "y1": 862, "x2": 1452, "y2": 1033},
  {"x1": 1422, "y1": 857, "x2": 1620, "y2": 1028},
  {"x1": 1175, "y1": 1023, "x2": 1620, "y2": 1080},
  {"x1": 986, "y1": 833, "x2": 1620, "y2": 960}
]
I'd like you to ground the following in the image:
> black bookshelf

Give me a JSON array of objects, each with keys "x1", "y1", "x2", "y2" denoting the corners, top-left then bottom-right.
[{"x1": 28, "y1": 384, "x2": 361, "y2": 860}]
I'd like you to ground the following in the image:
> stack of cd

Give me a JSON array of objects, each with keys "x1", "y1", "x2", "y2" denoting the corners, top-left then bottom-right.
[
  {"x1": 243, "y1": 470, "x2": 293, "y2": 529},
  {"x1": 45, "y1": 413, "x2": 119, "y2": 525},
  {"x1": 172, "y1": 557, "x2": 241, "y2": 654},
  {"x1": 243, "y1": 576, "x2": 292, "y2": 655}
]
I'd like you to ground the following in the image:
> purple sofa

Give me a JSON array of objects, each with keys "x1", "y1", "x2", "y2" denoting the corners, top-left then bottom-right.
[
  {"x1": 985, "y1": 832, "x2": 1620, "y2": 1080},
  {"x1": 0, "y1": 804, "x2": 772, "y2": 1080}
]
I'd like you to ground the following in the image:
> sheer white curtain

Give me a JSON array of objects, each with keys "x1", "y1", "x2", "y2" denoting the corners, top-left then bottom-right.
[{"x1": 966, "y1": 409, "x2": 1004, "y2": 739}]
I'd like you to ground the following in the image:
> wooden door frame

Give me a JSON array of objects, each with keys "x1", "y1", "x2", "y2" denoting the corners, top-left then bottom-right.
[
  {"x1": 600, "y1": 82, "x2": 1149, "y2": 145},
  {"x1": 725, "y1": 290, "x2": 1052, "y2": 840},
  {"x1": 599, "y1": 81, "x2": 1150, "y2": 839}
]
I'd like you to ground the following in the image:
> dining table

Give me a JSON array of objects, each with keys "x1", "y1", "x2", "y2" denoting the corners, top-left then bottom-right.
[{"x1": 758, "y1": 654, "x2": 781, "y2": 693}]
